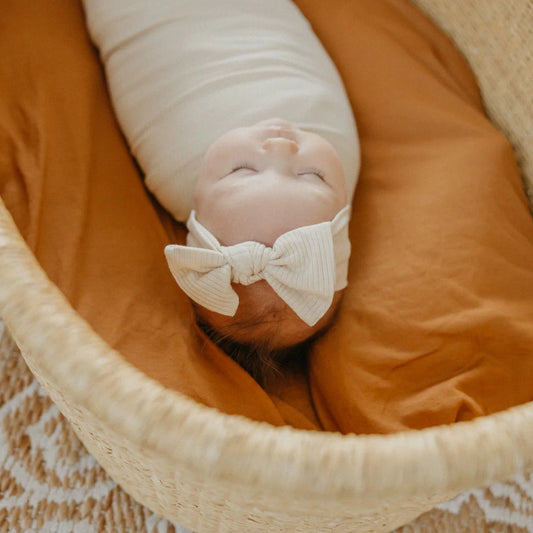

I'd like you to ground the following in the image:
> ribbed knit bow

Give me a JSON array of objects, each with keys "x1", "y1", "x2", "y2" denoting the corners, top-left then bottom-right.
[{"x1": 165, "y1": 206, "x2": 351, "y2": 326}]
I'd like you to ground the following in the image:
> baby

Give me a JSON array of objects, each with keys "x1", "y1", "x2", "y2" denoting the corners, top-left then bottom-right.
[
  {"x1": 166, "y1": 117, "x2": 352, "y2": 378},
  {"x1": 82, "y1": 0, "x2": 360, "y2": 381}
]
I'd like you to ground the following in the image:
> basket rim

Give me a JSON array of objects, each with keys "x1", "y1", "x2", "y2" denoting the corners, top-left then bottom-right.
[{"x1": 1, "y1": 197, "x2": 532, "y2": 503}]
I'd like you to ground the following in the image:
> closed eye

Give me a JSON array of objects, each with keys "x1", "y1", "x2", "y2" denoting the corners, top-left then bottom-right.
[
  {"x1": 298, "y1": 168, "x2": 325, "y2": 180},
  {"x1": 232, "y1": 163, "x2": 257, "y2": 173}
]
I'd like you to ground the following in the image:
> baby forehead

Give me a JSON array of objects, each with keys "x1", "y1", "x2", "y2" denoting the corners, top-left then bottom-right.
[{"x1": 196, "y1": 186, "x2": 341, "y2": 246}]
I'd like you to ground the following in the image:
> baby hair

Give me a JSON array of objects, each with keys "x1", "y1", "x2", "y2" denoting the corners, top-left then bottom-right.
[{"x1": 194, "y1": 282, "x2": 343, "y2": 386}]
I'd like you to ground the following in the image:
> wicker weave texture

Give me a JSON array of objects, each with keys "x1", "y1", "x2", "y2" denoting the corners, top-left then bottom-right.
[{"x1": 0, "y1": 1, "x2": 533, "y2": 532}]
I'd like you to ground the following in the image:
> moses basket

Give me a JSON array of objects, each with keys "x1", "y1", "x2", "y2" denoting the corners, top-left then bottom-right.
[{"x1": 0, "y1": 1, "x2": 532, "y2": 532}]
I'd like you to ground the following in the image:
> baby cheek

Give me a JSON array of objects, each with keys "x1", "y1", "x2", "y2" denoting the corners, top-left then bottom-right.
[
  {"x1": 199, "y1": 150, "x2": 225, "y2": 183},
  {"x1": 324, "y1": 163, "x2": 347, "y2": 205},
  {"x1": 195, "y1": 149, "x2": 231, "y2": 206}
]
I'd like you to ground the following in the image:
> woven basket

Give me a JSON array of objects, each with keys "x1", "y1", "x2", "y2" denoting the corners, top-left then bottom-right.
[{"x1": 0, "y1": 1, "x2": 532, "y2": 532}]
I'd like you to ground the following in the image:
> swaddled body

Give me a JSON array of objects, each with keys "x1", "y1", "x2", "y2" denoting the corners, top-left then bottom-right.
[
  {"x1": 82, "y1": 0, "x2": 360, "y2": 221},
  {"x1": 83, "y1": 0, "x2": 360, "y2": 379}
]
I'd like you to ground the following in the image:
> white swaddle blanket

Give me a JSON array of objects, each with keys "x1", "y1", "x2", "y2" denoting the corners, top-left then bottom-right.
[{"x1": 83, "y1": 0, "x2": 360, "y2": 222}]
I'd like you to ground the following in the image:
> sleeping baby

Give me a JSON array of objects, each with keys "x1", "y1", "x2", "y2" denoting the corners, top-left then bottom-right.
[{"x1": 82, "y1": 0, "x2": 360, "y2": 381}]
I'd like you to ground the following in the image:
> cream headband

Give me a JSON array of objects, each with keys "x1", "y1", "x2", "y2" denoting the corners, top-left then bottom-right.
[{"x1": 164, "y1": 205, "x2": 351, "y2": 326}]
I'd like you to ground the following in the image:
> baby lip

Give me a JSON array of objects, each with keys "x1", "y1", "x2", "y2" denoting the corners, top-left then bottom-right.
[
  {"x1": 261, "y1": 118, "x2": 294, "y2": 129},
  {"x1": 264, "y1": 126, "x2": 297, "y2": 141},
  {"x1": 262, "y1": 137, "x2": 299, "y2": 154}
]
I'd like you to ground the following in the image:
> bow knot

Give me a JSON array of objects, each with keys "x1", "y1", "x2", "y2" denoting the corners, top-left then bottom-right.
[{"x1": 222, "y1": 241, "x2": 272, "y2": 285}]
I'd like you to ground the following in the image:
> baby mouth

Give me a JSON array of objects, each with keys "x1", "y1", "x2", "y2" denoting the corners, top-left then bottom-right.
[
  {"x1": 264, "y1": 125, "x2": 297, "y2": 142},
  {"x1": 269, "y1": 128, "x2": 293, "y2": 138},
  {"x1": 258, "y1": 118, "x2": 297, "y2": 139},
  {"x1": 254, "y1": 118, "x2": 300, "y2": 144}
]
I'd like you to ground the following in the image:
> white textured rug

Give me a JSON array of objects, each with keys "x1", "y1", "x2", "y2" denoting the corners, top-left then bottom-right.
[{"x1": 1, "y1": 322, "x2": 532, "y2": 533}]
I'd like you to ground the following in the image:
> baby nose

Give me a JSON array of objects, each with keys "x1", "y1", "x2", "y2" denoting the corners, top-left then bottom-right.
[{"x1": 262, "y1": 137, "x2": 299, "y2": 155}]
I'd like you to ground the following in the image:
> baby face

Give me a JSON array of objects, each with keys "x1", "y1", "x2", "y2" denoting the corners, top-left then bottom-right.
[{"x1": 195, "y1": 118, "x2": 347, "y2": 246}]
